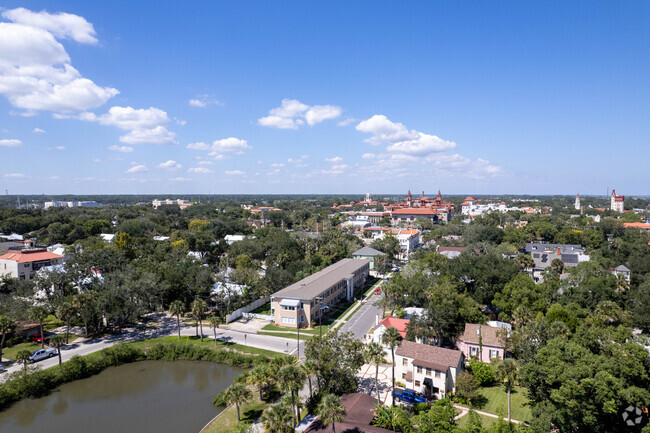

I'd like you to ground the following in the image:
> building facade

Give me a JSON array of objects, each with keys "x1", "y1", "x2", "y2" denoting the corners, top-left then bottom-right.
[
  {"x1": 0, "y1": 249, "x2": 64, "y2": 281},
  {"x1": 395, "y1": 340, "x2": 464, "y2": 400},
  {"x1": 611, "y1": 189, "x2": 624, "y2": 212},
  {"x1": 270, "y1": 258, "x2": 370, "y2": 328},
  {"x1": 457, "y1": 323, "x2": 506, "y2": 362}
]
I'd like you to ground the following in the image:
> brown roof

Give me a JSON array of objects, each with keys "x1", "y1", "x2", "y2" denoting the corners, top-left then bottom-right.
[
  {"x1": 395, "y1": 340, "x2": 463, "y2": 371},
  {"x1": 459, "y1": 324, "x2": 505, "y2": 348},
  {"x1": 437, "y1": 246, "x2": 466, "y2": 253},
  {"x1": 306, "y1": 393, "x2": 391, "y2": 433}
]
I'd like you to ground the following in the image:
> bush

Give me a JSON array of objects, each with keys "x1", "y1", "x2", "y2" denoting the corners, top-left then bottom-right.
[{"x1": 468, "y1": 360, "x2": 495, "y2": 386}]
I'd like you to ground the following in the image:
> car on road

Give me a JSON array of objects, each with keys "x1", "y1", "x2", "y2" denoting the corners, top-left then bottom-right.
[
  {"x1": 374, "y1": 287, "x2": 381, "y2": 295},
  {"x1": 393, "y1": 388, "x2": 427, "y2": 404},
  {"x1": 0, "y1": 364, "x2": 5, "y2": 373},
  {"x1": 28, "y1": 348, "x2": 57, "y2": 362}
]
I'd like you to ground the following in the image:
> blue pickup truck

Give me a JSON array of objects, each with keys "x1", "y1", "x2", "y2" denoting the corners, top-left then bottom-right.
[{"x1": 393, "y1": 388, "x2": 427, "y2": 404}]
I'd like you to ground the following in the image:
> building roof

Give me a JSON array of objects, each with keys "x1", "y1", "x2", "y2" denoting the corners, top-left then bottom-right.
[
  {"x1": 437, "y1": 246, "x2": 466, "y2": 253},
  {"x1": 458, "y1": 324, "x2": 506, "y2": 348},
  {"x1": 615, "y1": 265, "x2": 630, "y2": 272},
  {"x1": 0, "y1": 250, "x2": 63, "y2": 263},
  {"x1": 306, "y1": 393, "x2": 391, "y2": 433},
  {"x1": 465, "y1": 197, "x2": 475, "y2": 201},
  {"x1": 395, "y1": 340, "x2": 463, "y2": 371},
  {"x1": 272, "y1": 258, "x2": 370, "y2": 300},
  {"x1": 353, "y1": 246, "x2": 386, "y2": 257},
  {"x1": 392, "y1": 208, "x2": 438, "y2": 215},
  {"x1": 376, "y1": 316, "x2": 409, "y2": 338},
  {"x1": 623, "y1": 222, "x2": 650, "y2": 229}
]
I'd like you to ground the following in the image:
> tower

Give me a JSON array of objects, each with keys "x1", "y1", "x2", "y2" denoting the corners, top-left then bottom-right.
[
  {"x1": 365, "y1": 192, "x2": 373, "y2": 203},
  {"x1": 574, "y1": 194, "x2": 581, "y2": 211},
  {"x1": 611, "y1": 189, "x2": 624, "y2": 212},
  {"x1": 407, "y1": 189, "x2": 412, "y2": 206}
]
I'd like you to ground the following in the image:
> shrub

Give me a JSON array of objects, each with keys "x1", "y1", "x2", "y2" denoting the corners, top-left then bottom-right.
[{"x1": 468, "y1": 360, "x2": 495, "y2": 386}]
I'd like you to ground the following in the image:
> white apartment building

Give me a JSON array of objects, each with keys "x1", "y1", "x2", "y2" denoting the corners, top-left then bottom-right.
[
  {"x1": 0, "y1": 249, "x2": 64, "y2": 281},
  {"x1": 44, "y1": 201, "x2": 102, "y2": 209}
]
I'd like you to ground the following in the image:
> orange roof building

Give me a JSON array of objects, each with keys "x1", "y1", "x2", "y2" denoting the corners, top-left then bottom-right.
[{"x1": 0, "y1": 249, "x2": 64, "y2": 281}]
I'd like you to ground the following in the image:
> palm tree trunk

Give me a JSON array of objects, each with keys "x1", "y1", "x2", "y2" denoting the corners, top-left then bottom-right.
[
  {"x1": 391, "y1": 349, "x2": 395, "y2": 407},
  {"x1": 332, "y1": 421, "x2": 336, "y2": 433},
  {"x1": 259, "y1": 384, "x2": 263, "y2": 401},
  {"x1": 291, "y1": 390, "x2": 297, "y2": 427},
  {"x1": 507, "y1": 383, "x2": 511, "y2": 421},
  {"x1": 84, "y1": 320, "x2": 88, "y2": 338},
  {"x1": 308, "y1": 376, "x2": 312, "y2": 397},
  {"x1": 376, "y1": 363, "x2": 380, "y2": 402},
  {"x1": 177, "y1": 316, "x2": 181, "y2": 339},
  {"x1": 236, "y1": 404, "x2": 241, "y2": 422},
  {"x1": 195, "y1": 321, "x2": 198, "y2": 337},
  {"x1": 40, "y1": 322, "x2": 44, "y2": 349},
  {"x1": 213, "y1": 326, "x2": 218, "y2": 346},
  {"x1": 199, "y1": 318, "x2": 203, "y2": 342},
  {"x1": 1, "y1": 333, "x2": 6, "y2": 361},
  {"x1": 57, "y1": 348, "x2": 62, "y2": 366}
]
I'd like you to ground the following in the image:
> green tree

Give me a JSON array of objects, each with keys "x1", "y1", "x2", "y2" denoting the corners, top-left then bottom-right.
[
  {"x1": 412, "y1": 399, "x2": 458, "y2": 433},
  {"x1": 0, "y1": 315, "x2": 16, "y2": 363},
  {"x1": 49, "y1": 334, "x2": 66, "y2": 366},
  {"x1": 169, "y1": 300, "x2": 185, "y2": 340},
  {"x1": 455, "y1": 371, "x2": 480, "y2": 406},
  {"x1": 317, "y1": 394, "x2": 346, "y2": 433},
  {"x1": 55, "y1": 301, "x2": 75, "y2": 344},
  {"x1": 224, "y1": 382, "x2": 253, "y2": 422},
  {"x1": 278, "y1": 364, "x2": 306, "y2": 426},
  {"x1": 247, "y1": 364, "x2": 270, "y2": 401},
  {"x1": 208, "y1": 314, "x2": 222, "y2": 347},
  {"x1": 16, "y1": 349, "x2": 32, "y2": 373},
  {"x1": 493, "y1": 274, "x2": 547, "y2": 322},
  {"x1": 28, "y1": 305, "x2": 48, "y2": 349},
  {"x1": 493, "y1": 358, "x2": 519, "y2": 422},
  {"x1": 364, "y1": 341, "x2": 386, "y2": 403},
  {"x1": 383, "y1": 326, "x2": 401, "y2": 407},
  {"x1": 191, "y1": 299, "x2": 206, "y2": 342},
  {"x1": 464, "y1": 409, "x2": 487, "y2": 433}
]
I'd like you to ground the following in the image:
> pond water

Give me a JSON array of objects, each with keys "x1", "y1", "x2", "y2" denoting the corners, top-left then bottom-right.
[{"x1": 0, "y1": 360, "x2": 243, "y2": 433}]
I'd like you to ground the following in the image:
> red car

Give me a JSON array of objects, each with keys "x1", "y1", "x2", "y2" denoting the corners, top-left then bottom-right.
[
  {"x1": 374, "y1": 287, "x2": 381, "y2": 295},
  {"x1": 31, "y1": 334, "x2": 46, "y2": 343}
]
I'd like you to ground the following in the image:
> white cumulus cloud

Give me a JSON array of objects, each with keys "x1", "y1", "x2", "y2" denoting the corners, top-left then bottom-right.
[
  {"x1": 258, "y1": 99, "x2": 342, "y2": 129},
  {"x1": 325, "y1": 156, "x2": 342, "y2": 163},
  {"x1": 126, "y1": 164, "x2": 147, "y2": 173},
  {"x1": 188, "y1": 167, "x2": 214, "y2": 174},
  {"x1": 0, "y1": 139, "x2": 22, "y2": 147},
  {"x1": 108, "y1": 145, "x2": 134, "y2": 153},
  {"x1": 83, "y1": 106, "x2": 176, "y2": 145},
  {"x1": 189, "y1": 95, "x2": 222, "y2": 107},
  {"x1": 225, "y1": 170, "x2": 246, "y2": 176},
  {"x1": 158, "y1": 160, "x2": 182, "y2": 170},
  {"x1": 33, "y1": 127, "x2": 46, "y2": 133},
  {"x1": 0, "y1": 9, "x2": 118, "y2": 112}
]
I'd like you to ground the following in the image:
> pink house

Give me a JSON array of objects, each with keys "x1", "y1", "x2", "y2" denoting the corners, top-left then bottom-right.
[{"x1": 457, "y1": 324, "x2": 506, "y2": 362}]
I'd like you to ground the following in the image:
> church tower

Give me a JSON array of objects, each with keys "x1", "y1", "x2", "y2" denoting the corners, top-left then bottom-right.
[
  {"x1": 407, "y1": 190, "x2": 412, "y2": 206},
  {"x1": 574, "y1": 193, "x2": 581, "y2": 211}
]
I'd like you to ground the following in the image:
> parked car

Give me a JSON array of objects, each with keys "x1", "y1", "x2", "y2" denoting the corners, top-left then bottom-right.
[
  {"x1": 374, "y1": 287, "x2": 381, "y2": 295},
  {"x1": 0, "y1": 364, "x2": 6, "y2": 373},
  {"x1": 393, "y1": 388, "x2": 427, "y2": 404},
  {"x1": 31, "y1": 334, "x2": 46, "y2": 343},
  {"x1": 28, "y1": 348, "x2": 57, "y2": 362}
]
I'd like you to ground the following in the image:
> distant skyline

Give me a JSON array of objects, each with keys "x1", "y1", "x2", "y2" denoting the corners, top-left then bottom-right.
[{"x1": 0, "y1": 1, "x2": 649, "y2": 195}]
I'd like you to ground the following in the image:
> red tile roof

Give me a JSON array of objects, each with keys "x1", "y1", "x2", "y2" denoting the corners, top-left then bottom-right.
[
  {"x1": 465, "y1": 197, "x2": 475, "y2": 201},
  {"x1": 623, "y1": 222, "x2": 650, "y2": 229},
  {"x1": 438, "y1": 246, "x2": 466, "y2": 253},
  {"x1": 376, "y1": 316, "x2": 409, "y2": 338},
  {"x1": 0, "y1": 250, "x2": 63, "y2": 263},
  {"x1": 392, "y1": 208, "x2": 438, "y2": 215}
]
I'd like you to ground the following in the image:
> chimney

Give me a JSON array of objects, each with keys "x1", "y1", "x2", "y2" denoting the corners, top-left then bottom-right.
[
  {"x1": 375, "y1": 314, "x2": 379, "y2": 326},
  {"x1": 557, "y1": 247, "x2": 561, "y2": 256}
]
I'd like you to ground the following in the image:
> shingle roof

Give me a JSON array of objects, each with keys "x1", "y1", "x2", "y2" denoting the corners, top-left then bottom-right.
[
  {"x1": 395, "y1": 340, "x2": 463, "y2": 371},
  {"x1": 458, "y1": 324, "x2": 505, "y2": 348},
  {"x1": 353, "y1": 246, "x2": 386, "y2": 257},
  {"x1": 615, "y1": 265, "x2": 630, "y2": 272},
  {"x1": 272, "y1": 258, "x2": 370, "y2": 300}
]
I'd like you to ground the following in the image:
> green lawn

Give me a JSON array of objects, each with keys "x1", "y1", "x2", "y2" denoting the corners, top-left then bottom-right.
[
  {"x1": 202, "y1": 387, "x2": 268, "y2": 433},
  {"x1": 128, "y1": 335, "x2": 285, "y2": 358},
  {"x1": 257, "y1": 331, "x2": 315, "y2": 341},
  {"x1": 478, "y1": 385, "x2": 531, "y2": 422},
  {"x1": 250, "y1": 303, "x2": 272, "y2": 315},
  {"x1": 362, "y1": 277, "x2": 382, "y2": 297},
  {"x1": 456, "y1": 412, "x2": 497, "y2": 429},
  {"x1": 2, "y1": 341, "x2": 42, "y2": 361},
  {"x1": 261, "y1": 323, "x2": 326, "y2": 335},
  {"x1": 43, "y1": 315, "x2": 65, "y2": 332}
]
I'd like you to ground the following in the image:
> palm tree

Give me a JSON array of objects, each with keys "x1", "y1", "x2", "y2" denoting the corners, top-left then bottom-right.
[
  {"x1": 262, "y1": 401, "x2": 293, "y2": 433},
  {"x1": 16, "y1": 349, "x2": 32, "y2": 373},
  {"x1": 191, "y1": 299, "x2": 206, "y2": 342},
  {"x1": 0, "y1": 315, "x2": 16, "y2": 364},
  {"x1": 247, "y1": 364, "x2": 269, "y2": 401},
  {"x1": 278, "y1": 364, "x2": 306, "y2": 426},
  {"x1": 364, "y1": 341, "x2": 385, "y2": 402},
  {"x1": 169, "y1": 300, "x2": 185, "y2": 340},
  {"x1": 49, "y1": 334, "x2": 66, "y2": 366},
  {"x1": 55, "y1": 301, "x2": 75, "y2": 344},
  {"x1": 208, "y1": 314, "x2": 222, "y2": 347},
  {"x1": 225, "y1": 382, "x2": 252, "y2": 422},
  {"x1": 317, "y1": 394, "x2": 346, "y2": 433},
  {"x1": 72, "y1": 293, "x2": 93, "y2": 338},
  {"x1": 383, "y1": 326, "x2": 401, "y2": 407},
  {"x1": 300, "y1": 359, "x2": 317, "y2": 397},
  {"x1": 494, "y1": 358, "x2": 519, "y2": 422},
  {"x1": 29, "y1": 306, "x2": 48, "y2": 349}
]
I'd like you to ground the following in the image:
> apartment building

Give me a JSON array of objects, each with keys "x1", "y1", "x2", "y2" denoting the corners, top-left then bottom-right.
[
  {"x1": 270, "y1": 258, "x2": 370, "y2": 328},
  {"x1": 0, "y1": 249, "x2": 64, "y2": 281}
]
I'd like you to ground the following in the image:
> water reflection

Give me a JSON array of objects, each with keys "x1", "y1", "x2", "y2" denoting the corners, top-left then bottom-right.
[{"x1": 0, "y1": 360, "x2": 243, "y2": 433}]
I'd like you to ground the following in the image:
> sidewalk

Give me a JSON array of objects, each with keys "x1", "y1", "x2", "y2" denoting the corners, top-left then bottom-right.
[{"x1": 453, "y1": 404, "x2": 526, "y2": 424}]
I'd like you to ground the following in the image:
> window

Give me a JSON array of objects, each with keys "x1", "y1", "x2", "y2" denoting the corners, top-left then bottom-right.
[
  {"x1": 435, "y1": 370, "x2": 441, "y2": 378},
  {"x1": 415, "y1": 380, "x2": 420, "y2": 387},
  {"x1": 470, "y1": 346, "x2": 479, "y2": 356},
  {"x1": 281, "y1": 305, "x2": 296, "y2": 311},
  {"x1": 426, "y1": 368, "x2": 432, "y2": 376},
  {"x1": 489, "y1": 350, "x2": 499, "y2": 359},
  {"x1": 280, "y1": 317, "x2": 296, "y2": 324},
  {"x1": 416, "y1": 366, "x2": 422, "y2": 374},
  {"x1": 402, "y1": 373, "x2": 406, "y2": 379},
  {"x1": 402, "y1": 358, "x2": 408, "y2": 366}
]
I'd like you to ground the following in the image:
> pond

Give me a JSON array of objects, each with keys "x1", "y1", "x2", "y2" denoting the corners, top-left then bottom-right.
[{"x1": 0, "y1": 360, "x2": 243, "y2": 433}]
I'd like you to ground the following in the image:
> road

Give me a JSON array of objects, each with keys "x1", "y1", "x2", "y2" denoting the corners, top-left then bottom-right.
[
  {"x1": 339, "y1": 291, "x2": 384, "y2": 340},
  {"x1": 1, "y1": 312, "x2": 296, "y2": 381}
]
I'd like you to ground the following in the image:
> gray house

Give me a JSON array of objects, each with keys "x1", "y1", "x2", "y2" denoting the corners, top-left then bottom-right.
[{"x1": 352, "y1": 246, "x2": 386, "y2": 271}]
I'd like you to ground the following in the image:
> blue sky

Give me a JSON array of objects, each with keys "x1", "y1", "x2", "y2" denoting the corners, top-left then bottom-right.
[{"x1": 0, "y1": 1, "x2": 648, "y2": 195}]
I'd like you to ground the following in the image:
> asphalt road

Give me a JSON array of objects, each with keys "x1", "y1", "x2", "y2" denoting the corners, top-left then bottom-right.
[{"x1": 339, "y1": 291, "x2": 384, "y2": 340}]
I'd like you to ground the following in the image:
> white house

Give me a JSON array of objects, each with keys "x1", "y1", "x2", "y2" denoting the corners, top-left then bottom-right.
[{"x1": 395, "y1": 340, "x2": 464, "y2": 400}]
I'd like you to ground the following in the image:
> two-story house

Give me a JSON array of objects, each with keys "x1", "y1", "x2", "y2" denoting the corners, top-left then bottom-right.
[
  {"x1": 395, "y1": 340, "x2": 464, "y2": 400},
  {"x1": 457, "y1": 323, "x2": 506, "y2": 362}
]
